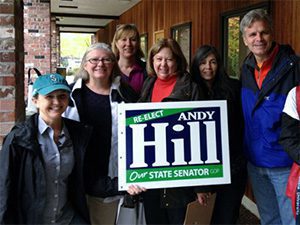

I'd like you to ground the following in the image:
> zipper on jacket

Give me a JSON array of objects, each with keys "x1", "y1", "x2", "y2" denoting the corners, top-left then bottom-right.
[{"x1": 162, "y1": 188, "x2": 169, "y2": 207}]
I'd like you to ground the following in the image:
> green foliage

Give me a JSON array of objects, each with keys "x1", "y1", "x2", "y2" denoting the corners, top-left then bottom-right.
[
  {"x1": 227, "y1": 17, "x2": 240, "y2": 78},
  {"x1": 60, "y1": 33, "x2": 92, "y2": 58}
]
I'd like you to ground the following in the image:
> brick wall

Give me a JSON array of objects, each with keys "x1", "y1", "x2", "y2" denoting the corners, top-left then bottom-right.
[
  {"x1": 24, "y1": 0, "x2": 55, "y2": 114},
  {"x1": 24, "y1": 0, "x2": 51, "y2": 76},
  {"x1": 0, "y1": 0, "x2": 24, "y2": 147},
  {"x1": 0, "y1": 0, "x2": 54, "y2": 148}
]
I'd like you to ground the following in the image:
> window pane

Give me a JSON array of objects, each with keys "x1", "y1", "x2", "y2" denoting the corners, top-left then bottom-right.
[
  {"x1": 172, "y1": 23, "x2": 191, "y2": 67},
  {"x1": 227, "y1": 16, "x2": 240, "y2": 78}
]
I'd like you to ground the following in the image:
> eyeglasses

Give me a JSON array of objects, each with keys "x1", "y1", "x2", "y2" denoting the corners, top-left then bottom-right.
[{"x1": 87, "y1": 58, "x2": 113, "y2": 64}]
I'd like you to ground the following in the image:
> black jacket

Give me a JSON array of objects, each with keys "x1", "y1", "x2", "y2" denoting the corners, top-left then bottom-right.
[
  {"x1": 203, "y1": 75, "x2": 245, "y2": 173},
  {"x1": 280, "y1": 113, "x2": 300, "y2": 163},
  {"x1": 0, "y1": 114, "x2": 92, "y2": 224},
  {"x1": 193, "y1": 73, "x2": 247, "y2": 192}
]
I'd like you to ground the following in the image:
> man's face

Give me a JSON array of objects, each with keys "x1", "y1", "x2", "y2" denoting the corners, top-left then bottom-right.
[{"x1": 243, "y1": 20, "x2": 273, "y2": 63}]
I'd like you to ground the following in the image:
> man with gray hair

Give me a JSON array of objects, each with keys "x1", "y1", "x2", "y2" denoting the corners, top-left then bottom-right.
[{"x1": 240, "y1": 8, "x2": 300, "y2": 225}]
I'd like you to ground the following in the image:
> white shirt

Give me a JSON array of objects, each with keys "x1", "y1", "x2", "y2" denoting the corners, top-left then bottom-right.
[{"x1": 283, "y1": 87, "x2": 300, "y2": 120}]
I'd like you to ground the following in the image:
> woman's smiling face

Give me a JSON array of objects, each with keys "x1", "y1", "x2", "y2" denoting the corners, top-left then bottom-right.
[
  {"x1": 116, "y1": 32, "x2": 138, "y2": 59},
  {"x1": 33, "y1": 90, "x2": 69, "y2": 124},
  {"x1": 199, "y1": 53, "x2": 218, "y2": 86},
  {"x1": 84, "y1": 49, "x2": 114, "y2": 82},
  {"x1": 153, "y1": 47, "x2": 177, "y2": 80}
]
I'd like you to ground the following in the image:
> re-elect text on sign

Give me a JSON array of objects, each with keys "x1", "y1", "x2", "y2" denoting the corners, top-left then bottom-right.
[{"x1": 118, "y1": 101, "x2": 230, "y2": 190}]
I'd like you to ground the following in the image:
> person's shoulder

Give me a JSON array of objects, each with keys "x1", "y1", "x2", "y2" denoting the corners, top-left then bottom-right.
[
  {"x1": 143, "y1": 75, "x2": 156, "y2": 83},
  {"x1": 11, "y1": 115, "x2": 37, "y2": 135},
  {"x1": 278, "y1": 44, "x2": 295, "y2": 54},
  {"x1": 286, "y1": 86, "x2": 297, "y2": 102},
  {"x1": 136, "y1": 58, "x2": 146, "y2": 69},
  {"x1": 2, "y1": 115, "x2": 37, "y2": 147},
  {"x1": 69, "y1": 82, "x2": 75, "y2": 90},
  {"x1": 63, "y1": 117, "x2": 88, "y2": 129},
  {"x1": 3, "y1": 123, "x2": 24, "y2": 142},
  {"x1": 69, "y1": 78, "x2": 83, "y2": 91},
  {"x1": 283, "y1": 86, "x2": 299, "y2": 120},
  {"x1": 119, "y1": 80, "x2": 139, "y2": 102},
  {"x1": 278, "y1": 44, "x2": 299, "y2": 61},
  {"x1": 226, "y1": 77, "x2": 241, "y2": 88},
  {"x1": 63, "y1": 117, "x2": 93, "y2": 138}
]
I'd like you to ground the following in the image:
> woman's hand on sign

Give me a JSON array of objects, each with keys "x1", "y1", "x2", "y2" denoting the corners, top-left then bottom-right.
[
  {"x1": 196, "y1": 192, "x2": 212, "y2": 206},
  {"x1": 127, "y1": 184, "x2": 147, "y2": 195}
]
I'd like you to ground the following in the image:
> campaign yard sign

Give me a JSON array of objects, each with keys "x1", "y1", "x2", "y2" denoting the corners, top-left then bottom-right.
[{"x1": 118, "y1": 100, "x2": 230, "y2": 191}]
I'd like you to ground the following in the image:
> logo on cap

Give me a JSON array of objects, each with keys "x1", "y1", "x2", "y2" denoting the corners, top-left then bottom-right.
[
  {"x1": 32, "y1": 73, "x2": 71, "y2": 96},
  {"x1": 50, "y1": 74, "x2": 58, "y2": 82}
]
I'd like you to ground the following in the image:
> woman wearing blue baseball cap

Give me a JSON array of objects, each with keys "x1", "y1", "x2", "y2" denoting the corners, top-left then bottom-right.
[{"x1": 0, "y1": 73, "x2": 92, "y2": 224}]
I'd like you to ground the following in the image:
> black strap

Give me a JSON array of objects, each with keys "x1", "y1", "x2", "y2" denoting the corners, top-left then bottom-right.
[
  {"x1": 27, "y1": 67, "x2": 42, "y2": 85},
  {"x1": 296, "y1": 85, "x2": 300, "y2": 117},
  {"x1": 295, "y1": 86, "x2": 300, "y2": 224}
]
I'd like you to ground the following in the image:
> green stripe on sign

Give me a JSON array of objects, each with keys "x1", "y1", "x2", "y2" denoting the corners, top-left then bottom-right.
[
  {"x1": 126, "y1": 108, "x2": 193, "y2": 126},
  {"x1": 126, "y1": 164, "x2": 223, "y2": 183}
]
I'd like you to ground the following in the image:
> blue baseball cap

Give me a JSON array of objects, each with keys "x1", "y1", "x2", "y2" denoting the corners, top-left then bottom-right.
[{"x1": 32, "y1": 73, "x2": 71, "y2": 96}]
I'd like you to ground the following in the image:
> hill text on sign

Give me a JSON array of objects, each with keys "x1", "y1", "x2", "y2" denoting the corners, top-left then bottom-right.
[{"x1": 118, "y1": 100, "x2": 230, "y2": 190}]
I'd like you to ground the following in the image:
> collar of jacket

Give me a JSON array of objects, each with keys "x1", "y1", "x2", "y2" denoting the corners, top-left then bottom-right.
[
  {"x1": 71, "y1": 76, "x2": 121, "y2": 94},
  {"x1": 69, "y1": 76, "x2": 122, "y2": 106},
  {"x1": 244, "y1": 42, "x2": 297, "y2": 70},
  {"x1": 165, "y1": 72, "x2": 195, "y2": 101}
]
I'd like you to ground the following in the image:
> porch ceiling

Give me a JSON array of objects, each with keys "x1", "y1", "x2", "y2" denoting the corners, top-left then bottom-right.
[{"x1": 50, "y1": 0, "x2": 141, "y2": 33}]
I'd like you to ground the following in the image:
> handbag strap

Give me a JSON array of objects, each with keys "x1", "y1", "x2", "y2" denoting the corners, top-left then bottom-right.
[{"x1": 27, "y1": 67, "x2": 42, "y2": 85}]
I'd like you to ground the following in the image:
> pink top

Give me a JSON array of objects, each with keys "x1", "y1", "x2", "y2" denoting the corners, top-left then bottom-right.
[{"x1": 121, "y1": 62, "x2": 144, "y2": 94}]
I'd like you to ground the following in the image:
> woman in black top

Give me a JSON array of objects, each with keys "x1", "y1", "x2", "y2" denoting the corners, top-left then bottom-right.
[
  {"x1": 190, "y1": 45, "x2": 247, "y2": 224},
  {"x1": 64, "y1": 42, "x2": 138, "y2": 225}
]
